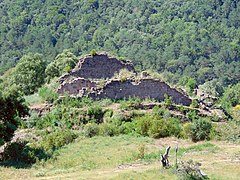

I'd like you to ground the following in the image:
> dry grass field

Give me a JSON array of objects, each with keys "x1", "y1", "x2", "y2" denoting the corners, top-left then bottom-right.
[{"x1": 0, "y1": 136, "x2": 239, "y2": 180}]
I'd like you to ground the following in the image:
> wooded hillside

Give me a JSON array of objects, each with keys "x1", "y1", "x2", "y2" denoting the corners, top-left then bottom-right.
[{"x1": 0, "y1": 0, "x2": 239, "y2": 86}]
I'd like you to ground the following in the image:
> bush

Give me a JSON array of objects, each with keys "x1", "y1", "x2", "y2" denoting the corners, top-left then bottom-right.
[
  {"x1": 177, "y1": 160, "x2": 208, "y2": 180},
  {"x1": 180, "y1": 123, "x2": 191, "y2": 139},
  {"x1": 134, "y1": 114, "x2": 152, "y2": 136},
  {"x1": 83, "y1": 123, "x2": 99, "y2": 137},
  {"x1": 0, "y1": 141, "x2": 48, "y2": 165},
  {"x1": 0, "y1": 90, "x2": 29, "y2": 145},
  {"x1": 213, "y1": 120, "x2": 240, "y2": 143},
  {"x1": 116, "y1": 68, "x2": 135, "y2": 82},
  {"x1": 87, "y1": 106, "x2": 104, "y2": 123},
  {"x1": 148, "y1": 117, "x2": 181, "y2": 138},
  {"x1": 152, "y1": 106, "x2": 166, "y2": 116},
  {"x1": 38, "y1": 86, "x2": 58, "y2": 103},
  {"x1": 99, "y1": 123, "x2": 118, "y2": 136},
  {"x1": 119, "y1": 121, "x2": 136, "y2": 135},
  {"x1": 190, "y1": 99, "x2": 199, "y2": 108},
  {"x1": 190, "y1": 118, "x2": 212, "y2": 142},
  {"x1": 41, "y1": 130, "x2": 77, "y2": 152},
  {"x1": 90, "y1": 49, "x2": 97, "y2": 56}
]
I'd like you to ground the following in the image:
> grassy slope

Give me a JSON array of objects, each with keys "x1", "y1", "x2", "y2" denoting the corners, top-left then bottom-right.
[{"x1": 0, "y1": 136, "x2": 239, "y2": 180}]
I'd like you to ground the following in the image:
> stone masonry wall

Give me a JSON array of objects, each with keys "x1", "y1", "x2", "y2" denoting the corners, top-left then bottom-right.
[
  {"x1": 57, "y1": 52, "x2": 192, "y2": 106},
  {"x1": 57, "y1": 78, "x2": 96, "y2": 96},
  {"x1": 70, "y1": 52, "x2": 135, "y2": 79},
  {"x1": 89, "y1": 79, "x2": 192, "y2": 106}
]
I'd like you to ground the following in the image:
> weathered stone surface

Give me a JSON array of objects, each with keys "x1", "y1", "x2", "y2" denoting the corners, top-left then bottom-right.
[
  {"x1": 70, "y1": 52, "x2": 134, "y2": 79},
  {"x1": 57, "y1": 77, "x2": 96, "y2": 96},
  {"x1": 89, "y1": 79, "x2": 192, "y2": 106},
  {"x1": 57, "y1": 52, "x2": 192, "y2": 106}
]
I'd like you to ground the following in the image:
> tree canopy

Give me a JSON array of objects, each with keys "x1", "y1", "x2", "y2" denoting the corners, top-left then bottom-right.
[{"x1": 0, "y1": 0, "x2": 239, "y2": 86}]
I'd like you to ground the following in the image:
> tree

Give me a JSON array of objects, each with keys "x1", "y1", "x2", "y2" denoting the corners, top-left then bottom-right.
[
  {"x1": 187, "y1": 78, "x2": 197, "y2": 95},
  {"x1": 0, "y1": 88, "x2": 28, "y2": 146},
  {"x1": 10, "y1": 53, "x2": 46, "y2": 95},
  {"x1": 45, "y1": 49, "x2": 79, "y2": 82}
]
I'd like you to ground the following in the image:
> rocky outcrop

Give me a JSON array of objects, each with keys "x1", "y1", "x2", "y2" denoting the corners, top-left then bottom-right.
[
  {"x1": 89, "y1": 79, "x2": 192, "y2": 106},
  {"x1": 68, "y1": 52, "x2": 134, "y2": 79}
]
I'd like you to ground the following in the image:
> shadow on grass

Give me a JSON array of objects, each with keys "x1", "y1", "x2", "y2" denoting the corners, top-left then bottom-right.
[{"x1": 0, "y1": 141, "x2": 50, "y2": 169}]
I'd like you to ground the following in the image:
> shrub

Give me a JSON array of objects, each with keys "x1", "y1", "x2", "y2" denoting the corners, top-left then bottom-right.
[
  {"x1": 152, "y1": 106, "x2": 166, "y2": 116},
  {"x1": 186, "y1": 110, "x2": 198, "y2": 121},
  {"x1": 90, "y1": 49, "x2": 97, "y2": 56},
  {"x1": 119, "y1": 121, "x2": 136, "y2": 135},
  {"x1": 41, "y1": 130, "x2": 77, "y2": 152},
  {"x1": 190, "y1": 118, "x2": 212, "y2": 142},
  {"x1": 213, "y1": 120, "x2": 240, "y2": 143},
  {"x1": 99, "y1": 123, "x2": 118, "y2": 136},
  {"x1": 0, "y1": 141, "x2": 48, "y2": 165},
  {"x1": 0, "y1": 90, "x2": 29, "y2": 145},
  {"x1": 87, "y1": 106, "x2": 104, "y2": 123},
  {"x1": 83, "y1": 123, "x2": 99, "y2": 137},
  {"x1": 190, "y1": 99, "x2": 199, "y2": 108},
  {"x1": 164, "y1": 94, "x2": 173, "y2": 107},
  {"x1": 137, "y1": 144, "x2": 145, "y2": 159},
  {"x1": 187, "y1": 78, "x2": 197, "y2": 95},
  {"x1": 134, "y1": 114, "x2": 152, "y2": 136},
  {"x1": 180, "y1": 123, "x2": 191, "y2": 139},
  {"x1": 177, "y1": 160, "x2": 208, "y2": 180},
  {"x1": 148, "y1": 117, "x2": 181, "y2": 138},
  {"x1": 45, "y1": 49, "x2": 78, "y2": 82},
  {"x1": 116, "y1": 68, "x2": 135, "y2": 82},
  {"x1": 38, "y1": 86, "x2": 58, "y2": 103}
]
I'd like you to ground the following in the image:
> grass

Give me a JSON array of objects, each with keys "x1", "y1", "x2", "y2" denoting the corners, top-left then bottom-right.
[
  {"x1": 0, "y1": 136, "x2": 239, "y2": 180},
  {"x1": 24, "y1": 93, "x2": 44, "y2": 105}
]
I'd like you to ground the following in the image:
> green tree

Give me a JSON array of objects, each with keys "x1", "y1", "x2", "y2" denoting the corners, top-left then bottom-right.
[
  {"x1": 45, "y1": 49, "x2": 78, "y2": 82},
  {"x1": 187, "y1": 78, "x2": 197, "y2": 95},
  {"x1": 190, "y1": 118, "x2": 212, "y2": 142},
  {"x1": 10, "y1": 53, "x2": 46, "y2": 95},
  {"x1": 0, "y1": 89, "x2": 28, "y2": 146}
]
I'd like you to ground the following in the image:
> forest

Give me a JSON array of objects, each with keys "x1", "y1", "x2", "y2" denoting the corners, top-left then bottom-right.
[{"x1": 0, "y1": 0, "x2": 239, "y2": 86}]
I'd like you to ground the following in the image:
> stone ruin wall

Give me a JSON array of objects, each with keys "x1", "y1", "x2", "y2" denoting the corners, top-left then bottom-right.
[
  {"x1": 69, "y1": 53, "x2": 135, "y2": 79},
  {"x1": 57, "y1": 78, "x2": 96, "y2": 96},
  {"x1": 89, "y1": 79, "x2": 192, "y2": 106},
  {"x1": 57, "y1": 52, "x2": 192, "y2": 106}
]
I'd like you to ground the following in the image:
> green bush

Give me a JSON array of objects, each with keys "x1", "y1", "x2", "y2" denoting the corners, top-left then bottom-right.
[
  {"x1": 38, "y1": 86, "x2": 58, "y2": 103},
  {"x1": 87, "y1": 106, "x2": 104, "y2": 123},
  {"x1": 90, "y1": 49, "x2": 97, "y2": 56},
  {"x1": 190, "y1": 99, "x2": 199, "y2": 108},
  {"x1": 148, "y1": 117, "x2": 181, "y2": 138},
  {"x1": 0, "y1": 141, "x2": 48, "y2": 165},
  {"x1": 190, "y1": 118, "x2": 212, "y2": 142},
  {"x1": 152, "y1": 106, "x2": 166, "y2": 116},
  {"x1": 134, "y1": 114, "x2": 152, "y2": 136},
  {"x1": 119, "y1": 121, "x2": 136, "y2": 135},
  {"x1": 83, "y1": 123, "x2": 99, "y2": 138},
  {"x1": 180, "y1": 123, "x2": 192, "y2": 139},
  {"x1": 99, "y1": 123, "x2": 118, "y2": 136},
  {"x1": 212, "y1": 120, "x2": 240, "y2": 143},
  {"x1": 0, "y1": 90, "x2": 29, "y2": 145},
  {"x1": 41, "y1": 130, "x2": 77, "y2": 152}
]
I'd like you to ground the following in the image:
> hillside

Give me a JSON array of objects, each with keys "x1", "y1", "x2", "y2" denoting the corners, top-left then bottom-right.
[{"x1": 0, "y1": 0, "x2": 239, "y2": 86}]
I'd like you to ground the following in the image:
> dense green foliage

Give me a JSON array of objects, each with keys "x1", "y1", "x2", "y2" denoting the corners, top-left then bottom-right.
[
  {"x1": 11, "y1": 53, "x2": 46, "y2": 94},
  {"x1": 45, "y1": 49, "x2": 79, "y2": 82},
  {"x1": 0, "y1": 90, "x2": 28, "y2": 145},
  {"x1": 0, "y1": 0, "x2": 239, "y2": 86},
  {"x1": 190, "y1": 118, "x2": 212, "y2": 142}
]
